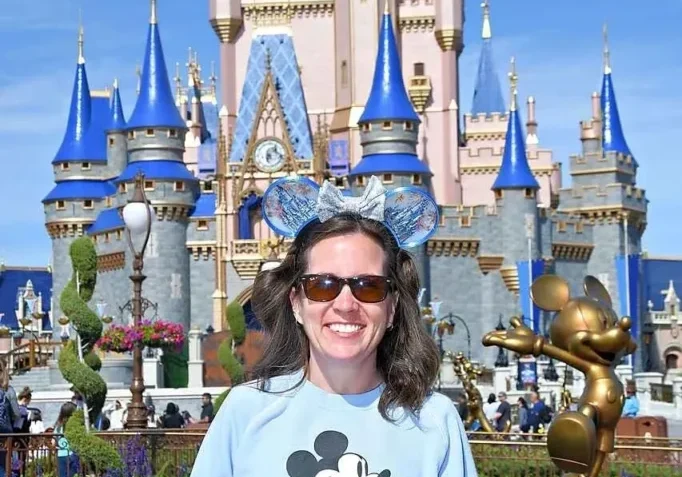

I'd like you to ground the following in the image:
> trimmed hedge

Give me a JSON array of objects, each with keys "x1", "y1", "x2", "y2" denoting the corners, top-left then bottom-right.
[
  {"x1": 58, "y1": 237, "x2": 122, "y2": 469},
  {"x1": 213, "y1": 299, "x2": 248, "y2": 415}
]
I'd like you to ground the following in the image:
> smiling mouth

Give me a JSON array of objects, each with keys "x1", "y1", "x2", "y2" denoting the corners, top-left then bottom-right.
[{"x1": 326, "y1": 323, "x2": 365, "y2": 335}]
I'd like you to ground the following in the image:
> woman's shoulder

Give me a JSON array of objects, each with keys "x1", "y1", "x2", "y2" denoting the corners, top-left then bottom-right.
[
  {"x1": 416, "y1": 391, "x2": 462, "y2": 424},
  {"x1": 219, "y1": 373, "x2": 303, "y2": 417}
]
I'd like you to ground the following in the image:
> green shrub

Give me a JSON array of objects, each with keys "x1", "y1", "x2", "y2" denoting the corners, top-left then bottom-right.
[
  {"x1": 58, "y1": 237, "x2": 122, "y2": 469},
  {"x1": 162, "y1": 340, "x2": 189, "y2": 388},
  {"x1": 226, "y1": 299, "x2": 246, "y2": 345},
  {"x1": 213, "y1": 299, "x2": 248, "y2": 416}
]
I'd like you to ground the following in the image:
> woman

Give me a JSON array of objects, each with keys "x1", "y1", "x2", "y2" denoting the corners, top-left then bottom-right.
[
  {"x1": 53, "y1": 402, "x2": 79, "y2": 477},
  {"x1": 517, "y1": 397, "x2": 530, "y2": 434},
  {"x1": 192, "y1": 176, "x2": 476, "y2": 476}
]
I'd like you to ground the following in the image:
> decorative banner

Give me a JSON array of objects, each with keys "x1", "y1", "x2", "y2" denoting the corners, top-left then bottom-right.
[
  {"x1": 517, "y1": 259, "x2": 545, "y2": 332},
  {"x1": 518, "y1": 359, "x2": 538, "y2": 387},
  {"x1": 328, "y1": 139, "x2": 350, "y2": 177},
  {"x1": 615, "y1": 254, "x2": 641, "y2": 360}
]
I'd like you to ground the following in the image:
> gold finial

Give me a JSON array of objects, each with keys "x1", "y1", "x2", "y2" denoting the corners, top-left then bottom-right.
[
  {"x1": 602, "y1": 24, "x2": 611, "y2": 74},
  {"x1": 384, "y1": 0, "x2": 390, "y2": 14},
  {"x1": 508, "y1": 56, "x2": 518, "y2": 112},
  {"x1": 113, "y1": 78, "x2": 119, "y2": 89},
  {"x1": 77, "y1": 10, "x2": 85, "y2": 65},
  {"x1": 150, "y1": 0, "x2": 157, "y2": 25},
  {"x1": 481, "y1": 0, "x2": 492, "y2": 40}
]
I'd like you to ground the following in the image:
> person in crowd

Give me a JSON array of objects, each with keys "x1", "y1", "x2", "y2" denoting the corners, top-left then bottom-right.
[
  {"x1": 147, "y1": 404, "x2": 157, "y2": 428},
  {"x1": 483, "y1": 393, "x2": 498, "y2": 426},
  {"x1": 622, "y1": 386, "x2": 640, "y2": 417},
  {"x1": 29, "y1": 410, "x2": 45, "y2": 434},
  {"x1": 158, "y1": 403, "x2": 184, "y2": 429},
  {"x1": 108, "y1": 401, "x2": 126, "y2": 430},
  {"x1": 493, "y1": 392, "x2": 511, "y2": 432},
  {"x1": 517, "y1": 397, "x2": 530, "y2": 433},
  {"x1": 53, "y1": 402, "x2": 79, "y2": 477},
  {"x1": 191, "y1": 176, "x2": 476, "y2": 476},
  {"x1": 200, "y1": 393, "x2": 214, "y2": 423},
  {"x1": 527, "y1": 391, "x2": 550, "y2": 433}
]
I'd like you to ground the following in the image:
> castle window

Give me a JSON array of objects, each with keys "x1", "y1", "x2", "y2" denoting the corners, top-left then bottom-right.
[
  {"x1": 203, "y1": 181, "x2": 213, "y2": 192},
  {"x1": 104, "y1": 233, "x2": 110, "y2": 243},
  {"x1": 197, "y1": 220, "x2": 209, "y2": 231},
  {"x1": 108, "y1": 137, "x2": 115, "y2": 147},
  {"x1": 459, "y1": 216, "x2": 471, "y2": 227},
  {"x1": 382, "y1": 174, "x2": 393, "y2": 184},
  {"x1": 145, "y1": 129, "x2": 155, "y2": 137},
  {"x1": 174, "y1": 181, "x2": 185, "y2": 192},
  {"x1": 105, "y1": 197, "x2": 112, "y2": 207},
  {"x1": 82, "y1": 162, "x2": 91, "y2": 170},
  {"x1": 411, "y1": 174, "x2": 422, "y2": 185},
  {"x1": 494, "y1": 189, "x2": 503, "y2": 200},
  {"x1": 576, "y1": 222, "x2": 584, "y2": 234},
  {"x1": 413, "y1": 62, "x2": 425, "y2": 76},
  {"x1": 83, "y1": 200, "x2": 94, "y2": 209},
  {"x1": 56, "y1": 200, "x2": 66, "y2": 210},
  {"x1": 558, "y1": 221, "x2": 567, "y2": 232},
  {"x1": 361, "y1": 123, "x2": 371, "y2": 132},
  {"x1": 524, "y1": 188, "x2": 535, "y2": 198},
  {"x1": 128, "y1": 131, "x2": 135, "y2": 140},
  {"x1": 357, "y1": 176, "x2": 365, "y2": 186},
  {"x1": 168, "y1": 129, "x2": 178, "y2": 138},
  {"x1": 381, "y1": 121, "x2": 392, "y2": 130},
  {"x1": 60, "y1": 163, "x2": 70, "y2": 171},
  {"x1": 404, "y1": 122, "x2": 414, "y2": 131},
  {"x1": 340, "y1": 60, "x2": 348, "y2": 87},
  {"x1": 144, "y1": 180, "x2": 154, "y2": 191},
  {"x1": 116, "y1": 230, "x2": 123, "y2": 240},
  {"x1": 334, "y1": 177, "x2": 344, "y2": 188},
  {"x1": 438, "y1": 208, "x2": 445, "y2": 227},
  {"x1": 119, "y1": 183, "x2": 127, "y2": 193}
]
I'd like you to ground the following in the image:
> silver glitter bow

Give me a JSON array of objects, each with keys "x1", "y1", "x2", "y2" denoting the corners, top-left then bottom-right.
[{"x1": 317, "y1": 175, "x2": 386, "y2": 223}]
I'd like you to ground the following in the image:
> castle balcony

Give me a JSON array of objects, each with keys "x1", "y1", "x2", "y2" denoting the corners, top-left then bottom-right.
[{"x1": 230, "y1": 238, "x2": 292, "y2": 279}]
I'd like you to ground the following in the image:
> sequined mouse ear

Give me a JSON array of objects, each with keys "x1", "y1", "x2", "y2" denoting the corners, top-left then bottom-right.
[
  {"x1": 383, "y1": 187, "x2": 439, "y2": 248},
  {"x1": 262, "y1": 176, "x2": 321, "y2": 238}
]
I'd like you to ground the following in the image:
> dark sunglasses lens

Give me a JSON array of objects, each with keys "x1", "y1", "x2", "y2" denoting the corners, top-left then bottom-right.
[
  {"x1": 304, "y1": 276, "x2": 341, "y2": 302},
  {"x1": 351, "y1": 276, "x2": 389, "y2": 303}
]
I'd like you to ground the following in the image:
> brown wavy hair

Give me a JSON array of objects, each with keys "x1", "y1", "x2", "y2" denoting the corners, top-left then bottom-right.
[{"x1": 251, "y1": 213, "x2": 440, "y2": 420}]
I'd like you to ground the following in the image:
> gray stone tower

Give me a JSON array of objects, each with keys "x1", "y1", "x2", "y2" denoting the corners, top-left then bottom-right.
[
  {"x1": 116, "y1": 1, "x2": 198, "y2": 330},
  {"x1": 43, "y1": 26, "x2": 114, "y2": 332},
  {"x1": 348, "y1": 6, "x2": 432, "y2": 288},
  {"x1": 106, "y1": 80, "x2": 128, "y2": 179},
  {"x1": 558, "y1": 28, "x2": 647, "y2": 368},
  {"x1": 490, "y1": 59, "x2": 541, "y2": 330}
]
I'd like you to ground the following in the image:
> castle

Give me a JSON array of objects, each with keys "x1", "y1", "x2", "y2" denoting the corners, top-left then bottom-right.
[{"x1": 3, "y1": 0, "x2": 672, "y2": 382}]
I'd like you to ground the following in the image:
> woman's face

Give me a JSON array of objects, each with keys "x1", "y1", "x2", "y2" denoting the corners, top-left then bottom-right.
[{"x1": 291, "y1": 232, "x2": 396, "y2": 368}]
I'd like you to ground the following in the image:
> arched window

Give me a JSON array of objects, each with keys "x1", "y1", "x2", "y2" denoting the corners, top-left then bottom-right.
[{"x1": 665, "y1": 353, "x2": 678, "y2": 370}]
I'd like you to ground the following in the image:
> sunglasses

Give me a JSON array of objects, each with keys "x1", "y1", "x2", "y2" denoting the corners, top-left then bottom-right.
[{"x1": 299, "y1": 274, "x2": 392, "y2": 303}]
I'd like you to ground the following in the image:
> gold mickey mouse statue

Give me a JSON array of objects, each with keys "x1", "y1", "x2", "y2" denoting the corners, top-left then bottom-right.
[{"x1": 482, "y1": 275, "x2": 637, "y2": 477}]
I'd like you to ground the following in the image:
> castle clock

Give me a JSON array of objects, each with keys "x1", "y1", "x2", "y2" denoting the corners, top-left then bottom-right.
[{"x1": 253, "y1": 138, "x2": 286, "y2": 173}]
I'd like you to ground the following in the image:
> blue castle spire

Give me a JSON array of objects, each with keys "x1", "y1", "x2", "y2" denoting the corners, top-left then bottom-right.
[
  {"x1": 358, "y1": 4, "x2": 419, "y2": 123},
  {"x1": 53, "y1": 25, "x2": 97, "y2": 164},
  {"x1": 127, "y1": 0, "x2": 185, "y2": 129},
  {"x1": 492, "y1": 58, "x2": 539, "y2": 191},
  {"x1": 108, "y1": 78, "x2": 127, "y2": 130},
  {"x1": 600, "y1": 25, "x2": 632, "y2": 159},
  {"x1": 471, "y1": 1, "x2": 505, "y2": 116}
]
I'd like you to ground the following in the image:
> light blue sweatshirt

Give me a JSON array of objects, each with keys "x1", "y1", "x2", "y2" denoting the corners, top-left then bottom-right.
[{"x1": 191, "y1": 372, "x2": 477, "y2": 477}]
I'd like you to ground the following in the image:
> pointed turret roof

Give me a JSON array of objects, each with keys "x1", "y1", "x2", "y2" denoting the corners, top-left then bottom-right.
[
  {"x1": 471, "y1": 1, "x2": 505, "y2": 116},
  {"x1": 600, "y1": 25, "x2": 632, "y2": 159},
  {"x1": 53, "y1": 25, "x2": 101, "y2": 164},
  {"x1": 108, "y1": 79, "x2": 127, "y2": 131},
  {"x1": 358, "y1": 4, "x2": 419, "y2": 124},
  {"x1": 127, "y1": 0, "x2": 185, "y2": 129},
  {"x1": 492, "y1": 58, "x2": 539, "y2": 190}
]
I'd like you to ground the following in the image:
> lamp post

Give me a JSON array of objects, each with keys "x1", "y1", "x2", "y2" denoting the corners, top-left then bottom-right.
[
  {"x1": 122, "y1": 172, "x2": 154, "y2": 429},
  {"x1": 494, "y1": 315, "x2": 509, "y2": 368}
]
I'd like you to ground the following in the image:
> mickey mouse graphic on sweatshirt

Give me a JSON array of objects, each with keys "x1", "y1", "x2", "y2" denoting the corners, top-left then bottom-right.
[{"x1": 286, "y1": 431, "x2": 391, "y2": 477}]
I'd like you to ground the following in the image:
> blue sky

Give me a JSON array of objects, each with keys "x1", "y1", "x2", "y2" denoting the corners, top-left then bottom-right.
[{"x1": 0, "y1": 0, "x2": 679, "y2": 266}]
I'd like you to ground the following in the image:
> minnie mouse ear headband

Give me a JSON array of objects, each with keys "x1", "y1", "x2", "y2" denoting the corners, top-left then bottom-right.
[{"x1": 261, "y1": 175, "x2": 439, "y2": 249}]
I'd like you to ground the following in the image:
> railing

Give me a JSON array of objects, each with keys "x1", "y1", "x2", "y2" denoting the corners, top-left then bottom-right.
[
  {"x1": 651, "y1": 383, "x2": 675, "y2": 403},
  {"x1": 0, "y1": 339, "x2": 65, "y2": 375},
  {"x1": 0, "y1": 430, "x2": 678, "y2": 476}
]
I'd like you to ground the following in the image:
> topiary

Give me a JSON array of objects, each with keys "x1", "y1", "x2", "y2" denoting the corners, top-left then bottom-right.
[
  {"x1": 58, "y1": 237, "x2": 122, "y2": 470},
  {"x1": 213, "y1": 299, "x2": 247, "y2": 415}
]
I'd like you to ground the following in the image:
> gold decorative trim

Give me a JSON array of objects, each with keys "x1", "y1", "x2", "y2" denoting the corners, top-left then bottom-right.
[
  {"x1": 151, "y1": 204, "x2": 191, "y2": 221},
  {"x1": 230, "y1": 239, "x2": 292, "y2": 279},
  {"x1": 461, "y1": 165, "x2": 555, "y2": 177},
  {"x1": 234, "y1": 285, "x2": 254, "y2": 307},
  {"x1": 426, "y1": 238, "x2": 480, "y2": 257},
  {"x1": 243, "y1": 1, "x2": 334, "y2": 25},
  {"x1": 408, "y1": 75, "x2": 432, "y2": 113},
  {"x1": 45, "y1": 221, "x2": 91, "y2": 239},
  {"x1": 96, "y1": 252, "x2": 125, "y2": 273},
  {"x1": 551, "y1": 242, "x2": 594, "y2": 261},
  {"x1": 434, "y1": 29, "x2": 463, "y2": 53},
  {"x1": 210, "y1": 18, "x2": 243, "y2": 43},
  {"x1": 187, "y1": 241, "x2": 216, "y2": 261},
  {"x1": 477, "y1": 255, "x2": 505, "y2": 275},
  {"x1": 400, "y1": 16, "x2": 435, "y2": 33},
  {"x1": 464, "y1": 132, "x2": 506, "y2": 141},
  {"x1": 499, "y1": 265, "x2": 519, "y2": 294}
]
